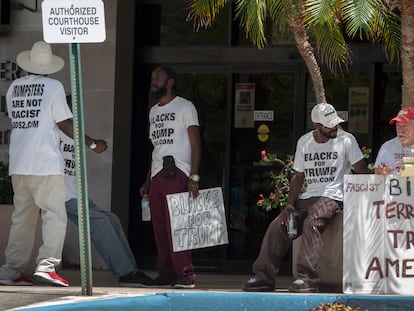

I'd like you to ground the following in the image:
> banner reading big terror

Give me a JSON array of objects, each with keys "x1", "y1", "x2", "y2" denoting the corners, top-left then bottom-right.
[{"x1": 343, "y1": 174, "x2": 414, "y2": 294}]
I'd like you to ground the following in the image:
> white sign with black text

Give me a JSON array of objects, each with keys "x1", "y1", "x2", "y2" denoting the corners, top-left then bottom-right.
[
  {"x1": 166, "y1": 187, "x2": 228, "y2": 252},
  {"x1": 254, "y1": 110, "x2": 274, "y2": 121},
  {"x1": 42, "y1": 0, "x2": 106, "y2": 43}
]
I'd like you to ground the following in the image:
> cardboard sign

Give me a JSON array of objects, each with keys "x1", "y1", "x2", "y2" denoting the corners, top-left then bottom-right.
[
  {"x1": 343, "y1": 174, "x2": 414, "y2": 294},
  {"x1": 166, "y1": 187, "x2": 228, "y2": 252}
]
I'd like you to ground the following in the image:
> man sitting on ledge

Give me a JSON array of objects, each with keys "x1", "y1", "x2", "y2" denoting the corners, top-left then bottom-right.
[{"x1": 242, "y1": 103, "x2": 368, "y2": 293}]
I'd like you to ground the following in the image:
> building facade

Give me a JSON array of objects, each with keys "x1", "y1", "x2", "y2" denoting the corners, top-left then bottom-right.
[{"x1": 0, "y1": 0, "x2": 403, "y2": 274}]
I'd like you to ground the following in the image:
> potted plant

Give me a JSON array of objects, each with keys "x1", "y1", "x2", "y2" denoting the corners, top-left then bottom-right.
[
  {"x1": 256, "y1": 146, "x2": 374, "y2": 213},
  {"x1": 256, "y1": 150, "x2": 296, "y2": 213}
]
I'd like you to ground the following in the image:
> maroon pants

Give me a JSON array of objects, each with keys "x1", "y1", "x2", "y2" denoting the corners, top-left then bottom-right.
[{"x1": 149, "y1": 169, "x2": 195, "y2": 281}]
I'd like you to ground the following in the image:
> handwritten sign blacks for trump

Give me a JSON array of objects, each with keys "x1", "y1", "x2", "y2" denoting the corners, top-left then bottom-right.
[{"x1": 166, "y1": 187, "x2": 228, "y2": 252}]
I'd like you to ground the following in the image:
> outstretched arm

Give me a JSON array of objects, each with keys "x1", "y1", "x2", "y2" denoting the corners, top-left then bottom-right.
[{"x1": 58, "y1": 119, "x2": 107, "y2": 153}]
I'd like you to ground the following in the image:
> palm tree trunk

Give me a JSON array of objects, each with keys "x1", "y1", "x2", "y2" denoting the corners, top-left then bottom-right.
[
  {"x1": 399, "y1": 0, "x2": 414, "y2": 108},
  {"x1": 287, "y1": 17, "x2": 326, "y2": 105}
]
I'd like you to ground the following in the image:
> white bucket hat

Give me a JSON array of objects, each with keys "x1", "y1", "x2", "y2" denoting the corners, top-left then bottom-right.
[
  {"x1": 16, "y1": 41, "x2": 64, "y2": 75},
  {"x1": 311, "y1": 103, "x2": 344, "y2": 128}
]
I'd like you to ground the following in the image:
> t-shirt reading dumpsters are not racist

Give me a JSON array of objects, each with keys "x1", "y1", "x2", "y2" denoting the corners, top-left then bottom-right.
[{"x1": 6, "y1": 75, "x2": 72, "y2": 175}]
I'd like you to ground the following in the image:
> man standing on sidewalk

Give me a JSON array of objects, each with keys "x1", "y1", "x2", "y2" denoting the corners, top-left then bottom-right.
[
  {"x1": 139, "y1": 66, "x2": 201, "y2": 289},
  {"x1": 0, "y1": 41, "x2": 105, "y2": 287}
]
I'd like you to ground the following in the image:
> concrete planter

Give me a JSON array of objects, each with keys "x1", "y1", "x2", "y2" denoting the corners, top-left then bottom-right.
[{"x1": 292, "y1": 211, "x2": 343, "y2": 290}]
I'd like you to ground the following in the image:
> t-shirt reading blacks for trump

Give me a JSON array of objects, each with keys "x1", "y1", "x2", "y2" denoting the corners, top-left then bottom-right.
[
  {"x1": 293, "y1": 128, "x2": 363, "y2": 201},
  {"x1": 148, "y1": 96, "x2": 199, "y2": 178}
]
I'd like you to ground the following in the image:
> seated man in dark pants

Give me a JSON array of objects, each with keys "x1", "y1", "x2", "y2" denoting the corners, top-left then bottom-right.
[{"x1": 60, "y1": 97, "x2": 153, "y2": 287}]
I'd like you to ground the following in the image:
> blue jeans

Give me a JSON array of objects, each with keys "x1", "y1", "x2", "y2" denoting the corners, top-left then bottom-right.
[{"x1": 65, "y1": 198, "x2": 137, "y2": 277}]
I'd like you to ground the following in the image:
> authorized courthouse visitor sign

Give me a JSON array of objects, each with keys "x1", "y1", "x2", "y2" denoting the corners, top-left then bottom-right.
[
  {"x1": 42, "y1": 0, "x2": 106, "y2": 43},
  {"x1": 166, "y1": 187, "x2": 228, "y2": 252},
  {"x1": 343, "y1": 174, "x2": 414, "y2": 294}
]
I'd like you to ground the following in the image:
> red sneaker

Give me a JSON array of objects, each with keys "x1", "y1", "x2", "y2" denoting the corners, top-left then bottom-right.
[
  {"x1": 33, "y1": 271, "x2": 69, "y2": 287},
  {"x1": 0, "y1": 275, "x2": 33, "y2": 286}
]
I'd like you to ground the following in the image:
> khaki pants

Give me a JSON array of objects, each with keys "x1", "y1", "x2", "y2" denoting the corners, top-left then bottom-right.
[
  {"x1": 252, "y1": 196, "x2": 339, "y2": 287},
  {"x1": 0, "y1": 175, "x2": 67, "y2": 279}
]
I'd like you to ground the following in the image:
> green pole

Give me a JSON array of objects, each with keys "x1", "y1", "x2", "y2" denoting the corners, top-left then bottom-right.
[{"x1": 68, "y1": 43, "x2": 93, "y2": 296}]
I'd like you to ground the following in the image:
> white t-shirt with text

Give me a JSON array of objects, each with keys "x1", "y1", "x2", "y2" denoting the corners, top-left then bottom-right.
[
  {"x1": 293, "y1": 129, "x2": 364, "y2": 201},
  {"x1": 6, "y1": 75, "x2": 72, "y2": 175},
  {"x1": 374, "y1": 137, "x2": 414, "y2": 174},
  {"x1": 149, "y1": 96, "x2": 199, "y2": 178},
  {"x1": 60, "y1": 131, "x2": 77, "y2": 201}
]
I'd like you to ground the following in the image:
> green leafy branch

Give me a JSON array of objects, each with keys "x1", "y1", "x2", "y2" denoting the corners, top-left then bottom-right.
[{"x1": 257, "y1": 150, "x2": 295, "y2": 212}]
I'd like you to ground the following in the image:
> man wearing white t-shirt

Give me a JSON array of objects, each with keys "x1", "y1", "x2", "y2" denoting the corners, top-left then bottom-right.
[
  {"x1": 242, "y1": 103, "x2": 368, "y2": 293},
  {"x1": 374, "y1": 107, "x2": 414, "y2": 175},
  {"x1": 139, "y1": 66, "x2": 201, "y2": 289},
  {"x1": 0, "y1": 41, "x2": 106, "y2": 287}
]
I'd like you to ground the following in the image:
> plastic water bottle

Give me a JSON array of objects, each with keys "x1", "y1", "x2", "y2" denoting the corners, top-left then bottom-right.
[
  {"x1": 141, "y1": 197, "x2": 151, "y2": 221},
  {"x1": 287, "y1": 210, "x2": 297, "y2": 239}
]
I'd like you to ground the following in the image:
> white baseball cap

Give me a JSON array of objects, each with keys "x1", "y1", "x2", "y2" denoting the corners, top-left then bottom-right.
[{"x1": 311, "y1": 103, "x2": 344, "y2": 128}]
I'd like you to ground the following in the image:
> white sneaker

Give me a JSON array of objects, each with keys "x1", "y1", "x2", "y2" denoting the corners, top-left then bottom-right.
[{"x1": 33, "y1": 271, "x2": 69, "y2": 287}]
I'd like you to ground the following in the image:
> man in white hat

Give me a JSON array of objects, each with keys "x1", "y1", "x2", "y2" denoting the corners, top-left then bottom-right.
[
  {"x1": 0, "y1": 41, "x2": 106, "y2": 286},
  {"x1": 242, "y1": 103, "x2": 368, "y2": 293}
]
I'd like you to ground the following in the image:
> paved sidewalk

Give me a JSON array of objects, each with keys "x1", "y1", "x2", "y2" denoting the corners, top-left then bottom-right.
[
  {"x1": 4, "y1": 269, "x2": 411, "y2": 311},
  {"x1": 0, "y1": 269, "x2": 294, "y2": 310}
]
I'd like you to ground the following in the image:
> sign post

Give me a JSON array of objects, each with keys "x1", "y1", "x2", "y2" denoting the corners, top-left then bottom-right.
[{"x1": 42, "y1": 0, "x2": 106, "y2": 296}]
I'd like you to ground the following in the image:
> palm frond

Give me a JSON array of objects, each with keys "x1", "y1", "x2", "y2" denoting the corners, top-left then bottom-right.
[
  {"x1": 341, "y1": 0, "x2": 400, "y2": 63},
  {"x1": 234, "y1": 0, "x2": 268, "y2": 48},
  {"x1": 305, "y1": 0, "x2": 341, "y2": 25},
  {"x1": 266, "y1": 0, "x2": 296, "y2": 37},
  {"x1": 311, "y1": 23, "x2": 351, "y2": 73},
  {"x1": 187, "y1": 0, "x2": 229, "y2": 30}
]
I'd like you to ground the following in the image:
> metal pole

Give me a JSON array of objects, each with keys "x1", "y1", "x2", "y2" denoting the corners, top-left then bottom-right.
[{"x1": 68, "y1": 42, "x2": 93, "y2": 296}]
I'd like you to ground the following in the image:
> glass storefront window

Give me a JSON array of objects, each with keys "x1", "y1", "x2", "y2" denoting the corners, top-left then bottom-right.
[
  {"x1": 229, "y1": 72, "x2": 295, "y2": 264},
  {"x1": 173, "y1": 72, "x2": 228, "y2": 263},
  {"x1": 141, "y1": 0, "x2": 229, "y2": 46},
  {"x1": 305, "y1": 71, "x2": 371, "y2": 146},
  {"x1": 177, "y1": 73, "x2": 227, "y2": 188},
  {"x1": 378, "y1": 72, "x2": 402, "y2": 145}
]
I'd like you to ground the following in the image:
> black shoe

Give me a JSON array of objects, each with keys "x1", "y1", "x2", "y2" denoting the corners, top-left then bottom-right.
[
  {"x1": 119, "y1": 271, "x2": 153, "y2": 288},
  {"x1": 241, "y1": 277, "x2": 274, "y2": 292},
  {"x1": 174, "y1": 277, "x2": 195, "y2": 289},
  {"x1": 288, "y1": 279, "x2": 318, "y2": 293},
  {"x1": 148, "y1": 276, "x2": 175, "y2": 288}
]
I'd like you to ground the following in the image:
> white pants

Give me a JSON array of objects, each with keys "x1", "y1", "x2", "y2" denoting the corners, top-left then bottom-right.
[{"x1": 0, "y1": 175, "x2": 67, "y2": 279}]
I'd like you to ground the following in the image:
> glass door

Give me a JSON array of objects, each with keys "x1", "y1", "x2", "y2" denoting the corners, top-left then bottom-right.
[{"x1": 228, "y1": 72, "x2": 296, "y2": 273}]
